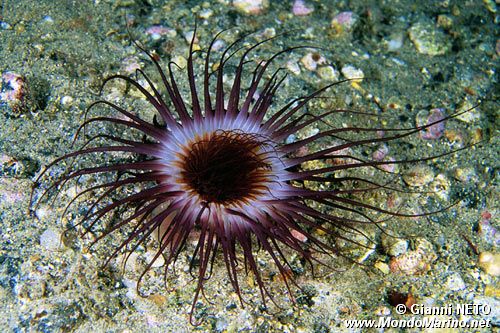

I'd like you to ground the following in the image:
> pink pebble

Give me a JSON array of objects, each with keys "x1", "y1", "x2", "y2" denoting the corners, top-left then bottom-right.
[
  {"x1": 331, "y1": 11, "x2": 356, "y2": 31},
  {"x1": 335, "y1": 12, "x2": 353, "y2": 24},
  {"x1": 479, "y1": 211, "x2": 499, "y2": 246},
  {"x1": 482, "y1": 211, "x2": 492, "y2": 220},
  {"x1": 418, "y1": 108, "x2": 446, "y2": 140},
  {"x1": 292, "y1": 0, "x2": 314, "y2": 16},
  {"x1": 291, "y1": 229, "x2": 308, "y2": 242},
  {"x1": 211, "y1": 39, "x2": 226, "y2": 52},
  {"x1": 145, "y1": 25, "x2": 175, "y2": 40},
  {"x1": 121, "y1": 57, "x2": 142, "y2": 74},
  {"x1": 378, "y1": 157, "x2": 395, "y2": 173},
  {"x1": 372, "y1": 144, "x2": 389, "y2": 161}
]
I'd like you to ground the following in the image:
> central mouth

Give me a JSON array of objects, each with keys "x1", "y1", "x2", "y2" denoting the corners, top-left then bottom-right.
[{"x1": 178, "y1": 130, "x2": 273, "y2": 205}]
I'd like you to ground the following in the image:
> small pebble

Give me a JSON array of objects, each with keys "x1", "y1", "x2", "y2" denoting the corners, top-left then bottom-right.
[
  {"x1": 260, "y1": 27, "x2": 276, "y2": 39},
  {"x1": 444, "y1": 272, "x2": 466, "y2": 291},
  {"x1": 386, "y1": 33, "x2": 404, "y2": 51},
  {"x1": 372, "y1": 144, "x2": 389, "y2": 161},
  {"x1": 317, "y1": 65, "x2": 339, "y2": 81},
  {"x1": 303, "y1": 127, "x2": 320, "y2": 138},
  {"x1": 183, "y1": 30, "x2": 199, "y2": 44},
  {"x1": 233, "y1": 0, "x2": 268, "y2": 15},
  {"x1": 40, "y1": 229, "x2": 61, "y2": 250},
  {"x1": 292, "y1": 0, "x2": 314, "y2": 16},
  {"x1": 331, "y1": 11, "x2": 357, "y2": 35},
  {"x1": 378, "y1": 157, "x2": 396, "y2": 173},
  {"x1": 32, "y1": 43, "x2": 45, "y2": 55},
  {"x1": 121, "y1": 56, "x2": 142, "y2": 74},
  {"x1": 430, "y1": 173, "x2": 451, "y2": 201},
  {"x1": 374, "y1": 261, "x2": 390, "y2": 274},
  {"x1": 478, "y1": 211, "x2": 500, "y2": 246},
  {"x1": 198, "y1": 8, "x2": 213, "y2": 19},
  {"x1": 42, "y1": 16, "x2": 54, "y2": 24},
  {"x1": 381, "y1": 234, "x2": 408, "y2": 257},
  {"x1": 211, "y1": 39, "x2": 226, "y2": 52},
  {"x1": 403, "y1": 164, "x2": 434, "y2": 187},
  {"x1": 391, "y1": 57, "x2": 406, "y2": 66},
  {"x1": 453, "y1": 166, "x2": 478, "y2": 183},
  {"x1": 341, "y1": 65, "x2": 364, "y2": 82},
  {"x1": 286, "y1": 60, "x2": 301, "y2": 75},
  {"x1": 145, "y1": 25, "x2": 176, "y2": 40},
  {"x1": 60, "y1": 95, "x2": 73, "y2": 110},
  {"x1": 302, "y1": 27, "x2": 315, "y2": 39},
  {"x1": 291, "y1": 230, "x2": 308, "y2": 243},
  {"x1": 0, "y1": 21, "x2": 12, "y2": 30},
  {"x1": 455, "y1": 98, "x2": 481, "y2": 123},
  {"x1": 408, "y1": 20, "x2": 451, "y2": 56},
  {"x1": 437, "y1": 14, "x2": 453, "y2": 29},
  {"x1": 416, "y1": 108, "x2": 446, "y2": 140},
  {"x1": 144, "y1": 250, "x2": 165, "y2": 268},
  {"x1": 300, "y1": 52, "x2": 326, "y2": 71},
  {"x1": 478, "y1": 252, "x2": 500, "y2": 276},
  {"x1": 35, "y1": 206, "x2": 51, "y2": 220}
]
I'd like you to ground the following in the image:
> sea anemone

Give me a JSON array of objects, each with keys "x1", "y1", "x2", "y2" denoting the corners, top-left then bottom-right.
[{"x1": 31, "y1": 28, "x2": 468, "y2": 324}]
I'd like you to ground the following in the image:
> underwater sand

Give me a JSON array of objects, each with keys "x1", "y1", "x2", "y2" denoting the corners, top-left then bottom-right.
[{"x1": 0, "y1": 0, "x2": 498, "y2": 332}]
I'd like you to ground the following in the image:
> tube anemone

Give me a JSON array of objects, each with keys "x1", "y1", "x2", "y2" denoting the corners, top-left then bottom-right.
[{"x1": 31, "y1": 28, "x2": 470, "y2": 324}]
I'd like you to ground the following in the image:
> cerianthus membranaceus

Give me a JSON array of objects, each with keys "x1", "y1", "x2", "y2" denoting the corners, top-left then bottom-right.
[{"x1": 31, "y1": 27, "x2": 470, "y2": 324}]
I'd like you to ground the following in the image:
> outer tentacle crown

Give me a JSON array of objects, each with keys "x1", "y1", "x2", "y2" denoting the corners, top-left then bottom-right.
[{"x1": 31, "y1": 28, "x2": 466, "y2": 324}]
